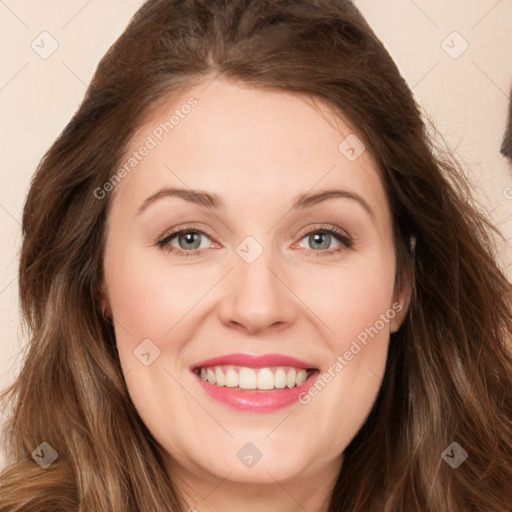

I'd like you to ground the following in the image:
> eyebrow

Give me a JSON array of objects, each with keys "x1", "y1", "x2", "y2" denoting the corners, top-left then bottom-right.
[{"x1": 137, "y1": 186, "x2": 376, "y2": 221}]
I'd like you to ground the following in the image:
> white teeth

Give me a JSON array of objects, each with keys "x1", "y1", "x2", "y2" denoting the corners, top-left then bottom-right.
[
  {"x1": 274, "y1": 368, "x2": 287, "y2": 388},
  {"x1": 296, "y1": 370, "x2": 307, "y2": 386},
  {"x1": 287, "y1": 368, "x2": 296, "y2": 388},
  {"x1": 225, "y1": 369, "x2": 238, "y2": 387},
  {"x1": 197, "y1": 365, "x2": 312, "y2": 390},
  {"x1": 206, "y1": 368, "x2": 216, "y2": 384},
  {"x1": 257, "y1": 368, "x2": 275, "y2": 390},
  {"x1": 239, "y1": 367, "x2": 257, "y2": 389},
  {"x1": 215, "y1": 367, "x2": 225, "y2": 386}
]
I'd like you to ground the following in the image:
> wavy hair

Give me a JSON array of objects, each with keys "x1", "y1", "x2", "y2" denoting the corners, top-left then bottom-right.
[{"x1": 1, "y1": 1, "x2": 511, "y2": 510}]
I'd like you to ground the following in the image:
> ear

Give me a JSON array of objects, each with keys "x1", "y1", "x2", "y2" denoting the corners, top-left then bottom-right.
[{"x1": 389, "y1": 266, "x2": 412, "y2": 333}]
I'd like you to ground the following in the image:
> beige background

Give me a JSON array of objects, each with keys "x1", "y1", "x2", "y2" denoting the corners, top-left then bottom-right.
[{"x1": 1, "y1": 0, "x2": 511, "y2": 468}]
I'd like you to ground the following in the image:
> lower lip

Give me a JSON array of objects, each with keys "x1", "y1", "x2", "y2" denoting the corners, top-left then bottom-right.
[{"x1": 193, "y1": 370, "x2": 320, "y2": 412}]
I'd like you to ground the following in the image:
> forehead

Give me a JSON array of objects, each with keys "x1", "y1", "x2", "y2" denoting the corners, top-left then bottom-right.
[{"x1": 112, "y1": 79, "x2": 390, "y2": 225}]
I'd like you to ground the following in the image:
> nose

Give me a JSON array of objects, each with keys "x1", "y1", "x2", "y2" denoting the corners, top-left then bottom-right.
[{"x1": 218, "y1": 249, "x2": 297, "y2": 335}]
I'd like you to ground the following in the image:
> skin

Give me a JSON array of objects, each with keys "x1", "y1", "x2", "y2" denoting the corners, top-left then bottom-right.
[{"x1": 102, "y1": 78, "x2": 411, "y2": 512}]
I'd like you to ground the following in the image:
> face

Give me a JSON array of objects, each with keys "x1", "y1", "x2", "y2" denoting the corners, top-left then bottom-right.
[{"x1": 102, "y1": 79, "x2": 410, "y2": 491}]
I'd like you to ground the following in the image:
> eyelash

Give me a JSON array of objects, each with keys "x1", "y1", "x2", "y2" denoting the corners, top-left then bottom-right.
[{"x1": 156, "y1": 224, "x2": 353, "y2": 258}]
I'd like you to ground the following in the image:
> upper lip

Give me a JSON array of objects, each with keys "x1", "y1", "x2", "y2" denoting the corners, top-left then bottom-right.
[{"x1": 191, "y1": 353, "x2": 318, "y2": 371}]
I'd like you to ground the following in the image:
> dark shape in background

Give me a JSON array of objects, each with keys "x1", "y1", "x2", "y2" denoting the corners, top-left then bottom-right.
[{"x1": 501, "y1": 88, "x2": 512, "y2": 159}]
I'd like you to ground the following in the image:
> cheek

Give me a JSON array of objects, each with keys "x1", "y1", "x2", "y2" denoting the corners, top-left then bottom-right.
[
  {"x1": 105, "y1": 247, "x2": 206, "y2": 344},
  {"x1": 305, "y1": 251, "x2": 397, "y2": 350},
  {"x1": 104, "y1": 248, "x2": 198, "y2": 439},
  {"x1": 291, "y1": 252, "x2": 396, "y2": 435}
]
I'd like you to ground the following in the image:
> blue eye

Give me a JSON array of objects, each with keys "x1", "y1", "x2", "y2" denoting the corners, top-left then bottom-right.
[
  {"x1": 294, "y1": 226, "x2": 353, "y2": 256},
  {"x1": 156, "y1": 224, "x2": 353, "y2": 258},
  {"x1": 157, "y1": 228, "x2": 212, "y2": 257}
]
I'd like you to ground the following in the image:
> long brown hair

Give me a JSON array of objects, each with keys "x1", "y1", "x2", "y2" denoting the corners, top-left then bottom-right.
[{"x1": 1, "y1": 1, "x2": 511, "y2": 510}]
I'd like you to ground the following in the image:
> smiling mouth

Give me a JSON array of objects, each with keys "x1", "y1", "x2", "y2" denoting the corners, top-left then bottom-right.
[{"x1": 193, "y1": 365, "x2": 318, "y2": 391}]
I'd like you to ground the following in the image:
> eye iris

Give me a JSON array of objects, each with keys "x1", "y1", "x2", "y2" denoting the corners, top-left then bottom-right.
[
  {"x1": 309, "y1": 232, "x2": 331, "y2": 250},
  {"x1": 178, "y1": 232, "x2": 201, "y2": 250},
  {"x1": 170, "y1": 230, "x2": 339, "y2": 252}
]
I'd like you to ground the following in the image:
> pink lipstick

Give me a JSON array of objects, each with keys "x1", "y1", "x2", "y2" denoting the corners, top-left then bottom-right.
[{"x1": 190, "y1": 353, "x2": 320, "y2": 412}]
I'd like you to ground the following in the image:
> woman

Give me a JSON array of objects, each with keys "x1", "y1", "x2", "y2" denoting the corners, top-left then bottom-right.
[{"x1": 1, "y1": 1, "x2": 511, "y2": 511}]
